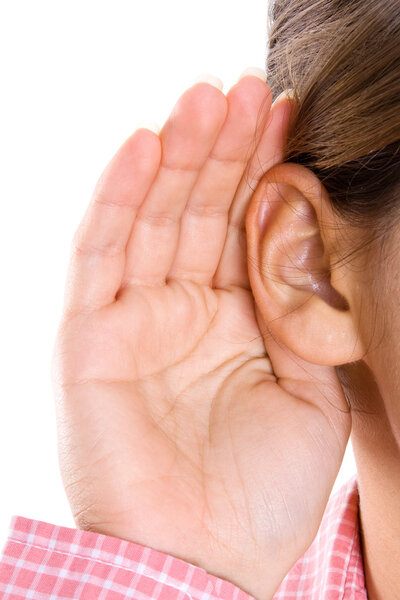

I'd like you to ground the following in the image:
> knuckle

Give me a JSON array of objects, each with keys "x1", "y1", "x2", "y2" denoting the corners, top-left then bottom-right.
[
  {"x1": 186, "y1": 203, "x2": 228, "y2": 218},
  {"x1": 136, "y1": 211, "x2": 179, "y2": 227},
  {"x1": 71, "y1": 231, "x2": 123, "y2": 258},
  {"x1": 93, "y1": 190, "x2": 135, "y2": 210}
]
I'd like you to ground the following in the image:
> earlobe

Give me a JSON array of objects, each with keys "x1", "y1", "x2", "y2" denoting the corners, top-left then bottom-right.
[{"x1": 245, "y1": 163, "x2": 366, "y2": 367}]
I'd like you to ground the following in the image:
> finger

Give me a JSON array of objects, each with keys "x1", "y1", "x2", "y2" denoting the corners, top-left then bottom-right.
[
  {"x1": 213, "y1": 94, "x2": 298, "y2": 289},
  {"x1": 64, "y1": 129, "x2": 162, "y2": 315},
  {"x1": 167, "y1": 75, "x2": 271, "y2": 286},
  {"x1": 121, "y1": 82, "x2": 228, "y2": 288}
]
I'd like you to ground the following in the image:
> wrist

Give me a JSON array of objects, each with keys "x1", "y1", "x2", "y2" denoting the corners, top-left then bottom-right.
[{"x1": 84, "y1": 521, "x2": 282, "y2": 600}]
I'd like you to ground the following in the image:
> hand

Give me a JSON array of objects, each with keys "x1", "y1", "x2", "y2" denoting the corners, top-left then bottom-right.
[{"x1": 51, "y1": 74, "x2": 351, "y2": 600}]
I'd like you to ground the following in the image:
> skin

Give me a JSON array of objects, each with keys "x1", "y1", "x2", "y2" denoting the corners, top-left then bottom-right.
[
  {"x1": 51, "y1": 75, "x2": 400, "y2": 600},
  {"x1": 335, "y1": 230, "x2": 400, "y2": 600},
  {"x1": 247, "y1": 163, "x2": 400, "y2": 600}
]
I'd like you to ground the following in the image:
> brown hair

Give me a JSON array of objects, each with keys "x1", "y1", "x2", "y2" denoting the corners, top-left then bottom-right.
[
  {"x1": 263, "y1": 0, "x2": 400, "y2": 407},
  {"x1": 266, "y1": 0, "x2": 400, "y2": 233}
]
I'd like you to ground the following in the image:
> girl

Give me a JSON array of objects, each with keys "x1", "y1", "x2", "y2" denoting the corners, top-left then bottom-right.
[{"x1": 1, "y1": 1, "x2": 398, "y2": 598}]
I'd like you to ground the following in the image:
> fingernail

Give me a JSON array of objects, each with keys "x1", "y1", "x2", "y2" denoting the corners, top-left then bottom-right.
[
  {"x1": 136, "y1": 120, "x2": 161, "y2": 135},
  {"x1": 272, "y1": 88, "x2": 296, "y2": 107},
  {"x1": 194, "y1": 73, "x2": 224, "y2": 91},
  {"x1": 239, "y1": 67, "x2": 267, "y2": 82}
]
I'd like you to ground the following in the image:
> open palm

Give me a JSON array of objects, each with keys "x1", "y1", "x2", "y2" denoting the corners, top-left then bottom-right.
[{"x1": 52, "y1": 76, "x2": 351, "y2": 599}]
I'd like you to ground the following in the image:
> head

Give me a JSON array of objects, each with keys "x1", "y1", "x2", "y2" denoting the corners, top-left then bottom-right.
[{"x1": 246, "y1": 0, "x2": 400, "y2": 440}]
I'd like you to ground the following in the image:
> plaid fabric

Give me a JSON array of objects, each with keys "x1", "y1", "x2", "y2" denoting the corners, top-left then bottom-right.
[
  {"x1": 0, "y1": 518, "x2": 255, "y2": 600},
  {"x1": 273, "y1": 474, "x2": 367, "y2": 599},
  {"x1": 0, "y1": 475, "x2": 367, "y2": 599}
]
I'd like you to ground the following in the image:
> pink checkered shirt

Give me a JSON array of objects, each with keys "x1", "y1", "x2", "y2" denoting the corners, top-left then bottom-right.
[{"x1": 0, "y1": 474, "x2": 367, "y2": 599}]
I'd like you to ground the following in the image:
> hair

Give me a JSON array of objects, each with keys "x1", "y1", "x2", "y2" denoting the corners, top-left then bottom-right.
[
  {"x1": 265, "y1": 0, "x2": 400, "y2": 236},
  {"x1": 262, "y1": 0, "x2": 400, "y2": 411}
]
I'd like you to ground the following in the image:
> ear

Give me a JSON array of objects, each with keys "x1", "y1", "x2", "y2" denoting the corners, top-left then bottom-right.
[{"x1": 245, "y1": 162, "x2": 366, "y2": 367}]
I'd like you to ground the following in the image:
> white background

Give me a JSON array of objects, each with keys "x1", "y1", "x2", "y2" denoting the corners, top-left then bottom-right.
[{"x1": 0, "y1": 1, "x2": 356, "y2": 546}]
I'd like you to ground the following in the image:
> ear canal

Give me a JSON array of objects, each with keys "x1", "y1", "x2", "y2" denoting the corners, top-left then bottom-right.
[
  {"x1": 306, "y1": 270, "x2": 350, "y2": 312},
  {"x1": 277, "y1": 230, "x2": 350, "y2": 312}
]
